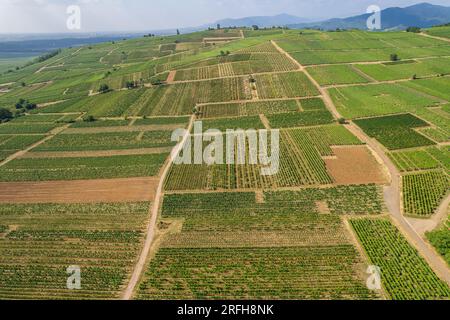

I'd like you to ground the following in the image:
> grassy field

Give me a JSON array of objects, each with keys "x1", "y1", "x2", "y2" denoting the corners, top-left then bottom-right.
[
  {"x1": 308, "y1": 65, "x2": 371, "y2": 85},
  {"x1": 329, "y1": 84, "x2": 441, "y2": 119},
  {"x1": 427, "y1": 216, "x2": 450, "y2": 266}
]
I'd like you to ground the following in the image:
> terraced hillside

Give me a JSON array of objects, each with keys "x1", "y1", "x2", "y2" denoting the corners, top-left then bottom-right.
[{"x1": 0, "y1": 26, "x2": 449, "y2": 300}]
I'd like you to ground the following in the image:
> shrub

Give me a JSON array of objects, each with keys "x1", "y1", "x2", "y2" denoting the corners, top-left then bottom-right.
[
  {"x1": 390, "y1": 53, "x2": 399, "y2": 62},
  {"x1": 98, "y1": 84, "x2": 110, "y2": 94},
  {"x1": 0, "y1": 108, "x2": 13, "y2": 122}
]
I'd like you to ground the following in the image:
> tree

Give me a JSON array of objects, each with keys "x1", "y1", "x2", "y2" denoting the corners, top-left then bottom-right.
[
  {"x1": 0, "y1": 108, "x2": 13, "y2": 121},
  {"x1": 217, "y1": 24, "x2": 221, "y2": 30},
  {"x1": 406, "y1": 27, "x2": 421, "y2": 33},
  {"x1": 98, "y1": 84, "x2": 110, "y2": 94},
  {"x1": 390, "y1": 53, "x2": 399, "y2": 62},
  {"x1": 177, "y1": 29, "x2": 180, "y2": 35},
  {"x1": 252, "y1": 25, "x2": 259, "y2": 30},
  {"x1": 83, "y1": 115, "x2": 96, "y2": 122},
  {"x1": 412, "y1": 74, "x2": 418, "y2": 80},
  {"x1": 25, "y1": 103, "x2": 37, "y2": 110},
  {"x1": 126, "y1": 81, "x2": 137, "y2": 89}
]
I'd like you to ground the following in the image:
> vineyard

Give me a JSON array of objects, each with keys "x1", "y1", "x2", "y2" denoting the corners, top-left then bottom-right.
[
  {"x1": 254, "y1": 72, "x2": 319, "y2": 98},
  {"x1": 329, "y1": 84, "x2": 440, "y2": 118},
  {"x1": 173, "y1": 53, "x2": 298, "y2": 81},
  {"x1": 137, "y1": 186, "x2": 385, "y2": 300},
  {"x1": 307, "y1": 65, "x2": 371, "y2": 86},
  {"x1": 164, "y1": 129, "x2": 336, "y2": 191},
  {"x1": 354, "y1": 114, "x2": 435, "y2": 150},
  {"x1": 137, "y1": 247, "x2": 376, "y2": 300},
  {"x1": 197, "y1": 98, "x2": 327, "y2": 119},
  {"x1": 0, "y1": 24, "x2": 449, "y2": 301},
  {"x1": 34, "y1": 131, "x2": 176, "y2": 152},
  {"x1": 0, "y1": 202, "x2": 149, "y2": 299},
  {"x1": 402, "y1": 170, "x2": 449, "y2": 217},
  {"x1": 351, "y1": 218, "x2": 450, "y2": 300},
  {"x1": 0, "y1": 153, "x2": 168, "y2": 182},
  {"x1": 389, "y1": 146, "x2": 449, "y2": 172}
]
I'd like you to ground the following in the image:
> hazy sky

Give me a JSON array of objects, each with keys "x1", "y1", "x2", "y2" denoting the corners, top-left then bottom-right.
[{"x1": 0, "y1": 0, "x2": 449, "y2": 33}]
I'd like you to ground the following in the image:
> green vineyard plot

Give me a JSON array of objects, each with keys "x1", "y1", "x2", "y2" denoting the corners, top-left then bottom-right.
[
  {"x1": 0, "y1": 153, "x2": 168, "y2": 182},
  {"x1": 329, "y1": 84, "x2": 440, "y2": 119},
  {"x1": 355, "y1": 57, "x2": 450, "y2": 81},
  {"x1": 136, "y1": 187, "x2": 385, "y2": 300},
  {"x1": 402, "y1": 170, "x2": 449, "y2": 217},
  {"x1": 351, "y1": 218, "x2": 450, "y2": 300},
  {"x1": 254, "y1": 72, "x2": 319, "y2": 98},
  {"x1": 308, "y1": 65, "x2": 371, "y2": 85},
  {"x1": 354, "y1": 114, "x2": 436, "y2": 150},
  {"x1": 0, "y1": 202, "x2": 149, "y2": 299}
]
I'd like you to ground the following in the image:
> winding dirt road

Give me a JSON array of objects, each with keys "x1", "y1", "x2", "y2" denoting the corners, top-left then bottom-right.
[{"x1": 122, "y1": 115, "x2": 195, "y2": 300}]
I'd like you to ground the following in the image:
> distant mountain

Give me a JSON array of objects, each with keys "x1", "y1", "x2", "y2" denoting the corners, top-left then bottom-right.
[
  {"x1": 210, "y1": 14, "x2": 311, "y2": 28},
  {"x1": 287, "y1": 3, "x2": 450, "y2": 30}
]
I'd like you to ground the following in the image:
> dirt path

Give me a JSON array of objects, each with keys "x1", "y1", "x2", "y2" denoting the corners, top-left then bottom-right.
[
  {"x1": 0, "y1": 124, "x2": 73, "y2": 168},
  {"x1": 259, "y1": 114, "x2": 271, "y2": 130},
  {"x1": 122, "y1": 115, "x2": 195, "y2": 300},
  {"x1": 271, "y1": 40, "x2": 304, "y2": 70},
  {"x1": 420, "y1": 32, "x2": 450, "y2": 44},
  {"x1": 350, "y1": 65, "x2": 378, "y2": 83},
  {"x1": 100, "y1": 47, "x2": 119, "y2": 64},
  {"x1": 196, "y1": 95, "x2": 322, "y2": 107},
  {"x1": 322, "y1": 73, "x2": 450, "y2": 90},
  {"x1": 37, "y1": 100, "x2": 67, "y2": 108},
  {"x1": 303, "y1": 55, "x2": 450, "y2": 68},
  {"x1": 166, "y1": 71, "x2": 177, "y2": 84},
  {"x1": 35, "y1": 48, "x2": 82, "y2": 74},
  {"x1": 272, "y1": 40, "x2": 450, "y2": 286}
]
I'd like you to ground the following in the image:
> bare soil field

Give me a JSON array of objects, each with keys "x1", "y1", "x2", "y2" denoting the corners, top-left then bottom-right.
[
  {"x1": 0, "y1": 177, "x2": 159, "y2": 203},
  {"x1": 325, "y1": 146, "x2": 389, "y2": 185},
  {"x1": 166, "y1": 71, "x2": 177, "y2": 84}
]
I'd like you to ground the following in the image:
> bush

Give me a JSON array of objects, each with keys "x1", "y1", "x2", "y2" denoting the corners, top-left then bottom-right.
[
  {"x1": 83, "y1": 115, "x2": 96, "y2": 122},
  {"x1": 0, "y1": 108, "x2": 13, "y2": 121},
  {"x1": 390, "y1": 53, "x2": 399, "y2": 62},
  {"x1": 98, "y1": 84, "x2": 110, "y2": 94},
  {"x1": 406, "y1": 27, "x2": 421, "y2": 33}
]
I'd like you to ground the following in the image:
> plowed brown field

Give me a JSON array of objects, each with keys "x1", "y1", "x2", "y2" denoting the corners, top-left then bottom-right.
[
  {"x1": 325, "y1": 146, "x2": 389, "y2": 185},
  {"x1": 0, "y1": 177, "x2": 159, "y2": 203}
]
